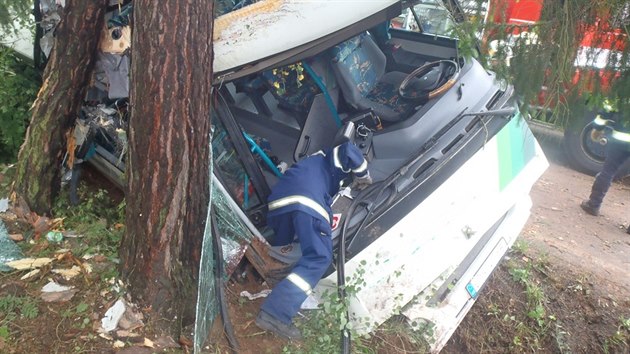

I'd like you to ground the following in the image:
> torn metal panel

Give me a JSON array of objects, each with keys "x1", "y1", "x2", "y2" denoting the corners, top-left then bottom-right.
[
  {"x1": 90, "y1": 53, "x2": 130, "y2": 99},
  {"x1": 39, "y1": 0, "x2": 62, "y2": 58}
]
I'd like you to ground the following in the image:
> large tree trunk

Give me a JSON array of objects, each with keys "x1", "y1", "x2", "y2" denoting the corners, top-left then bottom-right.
[
  {"x1": 120, "y1": 1, "x2": 214, "y2": 336},
  {"x1": 12, "y1": 1, "x2": 107, "y2": 215}
]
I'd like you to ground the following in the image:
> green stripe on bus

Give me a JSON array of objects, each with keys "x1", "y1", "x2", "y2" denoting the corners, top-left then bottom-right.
[{"x1": 497, "y1": 115, "x2": 535, "y2": 190}]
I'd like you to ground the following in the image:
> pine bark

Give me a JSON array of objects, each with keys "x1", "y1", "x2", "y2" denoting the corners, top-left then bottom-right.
[
  {"x1": 120, "y1": 1, "x2": 214, "y2": 335},
  {"x1": 12, "y1": 1, "x2": 107, "y2": 215}
]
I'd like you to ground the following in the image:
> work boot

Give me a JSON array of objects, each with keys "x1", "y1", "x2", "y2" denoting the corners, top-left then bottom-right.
[
  {"x1": 255, "y1": 310, "x2": 302, "y2": 340},
  {"x1": 580, "y1": 200, "x2": 600, "y2": 216}
]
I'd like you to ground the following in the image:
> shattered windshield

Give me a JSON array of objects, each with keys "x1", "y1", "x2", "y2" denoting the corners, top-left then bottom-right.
[
  {"x1": 393, "y1": 0, "x2": 458, "y2": 37},
  {"x1": 194, "y1": 174, "x2": 255, "y2": 353}
]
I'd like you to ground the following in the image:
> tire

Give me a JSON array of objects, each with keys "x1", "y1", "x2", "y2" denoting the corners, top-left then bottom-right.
[{"x1": 563, "y1": 110, "x2": 630, "y2": 178}]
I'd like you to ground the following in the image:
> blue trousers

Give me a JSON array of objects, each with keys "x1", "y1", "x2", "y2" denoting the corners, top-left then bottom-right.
[
  {"x1": 588, "y1": 142, "x2": 630, "y2": 208},
  {"x1": 261, "y1": 211, "x2": 333, "y2": 324}
]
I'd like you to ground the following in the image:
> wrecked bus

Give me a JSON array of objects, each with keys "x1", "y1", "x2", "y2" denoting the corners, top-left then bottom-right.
[
  {"x1": 204, "y1": 0, "x2": 548, "y2": 351},
  {"x1": 11, "y1": 0, "x2": 549, "y2": 351}
]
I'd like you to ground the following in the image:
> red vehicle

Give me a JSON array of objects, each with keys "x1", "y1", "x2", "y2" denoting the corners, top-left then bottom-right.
[{"x1": 484, "y1": 0, "x2": 627, "y2": 175}]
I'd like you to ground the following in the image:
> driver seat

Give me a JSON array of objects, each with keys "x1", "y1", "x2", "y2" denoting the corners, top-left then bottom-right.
[{"x1": 330, "y1": 33, "x2": 416, "y2": 122}]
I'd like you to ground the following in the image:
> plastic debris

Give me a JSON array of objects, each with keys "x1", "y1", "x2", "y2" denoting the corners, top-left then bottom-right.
[
  {"x1": 115, "y1": 330, "x2": 140, "y2": 338},
  {"x1": 8, "y1": 234, "x2": 23, "y2": 242},
  {"x1": 62, "y1": 230, "x2": 82, "y2": 238},
  {"x1": 300, "y1": 294, "x2": 319, "y2": 310},
  {"x1": 42, "y1": 281, "x2": 74, "y2": 292},
  {"x1": 143, "y1": 338, "x2": 154, "y2": 348},
  {"x1": 52, "y1": 265, "x2": 82, "y2": 280},
  {"x1": 20, "y1": 269, "x2": 41, "y2": 280},
  {"x1": 0, "y1": 198, "x2": 8, "y2": 212},
  {"x1": 5, "y1": 257, "x2": 53, "y2": 270},
  {"x1": 41, "y1": 281, "x2": 77, "y2": 302},
  {"x1": 46, "y1": 230, "x2": 64, "y2": 243},
  {"x1": 41, "y1": 289, "x2": 77, "y2": 302},
  {"x1": 0, "y1": 220, "x2": 23, "y2": 271},
  {"x1": 99, "y1": 333, "x2": 113, "y2": 341},
  {"x1": 101, "y1": 299, "x2": 126, "y2": 332},
  {"x1": 239, "y1": 289, "x2": 271, "y2": 300}
]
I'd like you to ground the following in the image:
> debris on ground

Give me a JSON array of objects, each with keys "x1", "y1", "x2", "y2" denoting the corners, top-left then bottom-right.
[
  {"x1": 45, "y1": 230, "x2": 64, "y2": 243},
  {"x1": 51, "y1": 265, "x2": 82, "y2": 280},
  {"x1": 20, "y1": 269, "x2": 40, "y2": 280},
  {"x1": 240, "y1": 289, "x2": 271, "y2": 300},
  {"x1": 5, "y1": 257, "x2": 53, "y2": 270},
  {"x1": 101, "y1": 299, "x2": 127, "y2": 332},
  {"x1": 40, "y1": 280, "x2": 77, "y2": 302},
  {"x1": 0, "y1": 198, "x2": 8, "y2": 212},
  {"x1": 41, "y1": 281, "x2": 73, "y2": 292},
  {"x1": 8, "y1": 233, "x2": 23, "y2": 241}
]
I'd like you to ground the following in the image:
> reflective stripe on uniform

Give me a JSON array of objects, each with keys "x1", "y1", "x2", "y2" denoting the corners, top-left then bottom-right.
[
  {"x1": 351, "y1": 159, "x2": 368, "y2": 174},
  {"x1": 593, "y1": 115, "x2": 612, "y2": 127},
  {"x1": 611, "y1": 130, "x2": 630, "y2": 143},
  {"x1": 268, "y1": 195, "x2": 330, "y2": 223},
  {"x1": 287, "y1": 273, "x2": 312, "y2": 295},
  {"x1": 312, "y1": 150, "x2": 326, "y2": 157},
  {"x1": 333, "y1": 146, "x2": 350, "y2": 173}
]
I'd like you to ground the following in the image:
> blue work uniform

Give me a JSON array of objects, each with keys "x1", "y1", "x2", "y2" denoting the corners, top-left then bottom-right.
[
  {"x1": 260, "y1": 142, "x2": 369, "y2": 324},
  {"x1": 586, "y1": 113, "x2": 630, "y2": 209}
]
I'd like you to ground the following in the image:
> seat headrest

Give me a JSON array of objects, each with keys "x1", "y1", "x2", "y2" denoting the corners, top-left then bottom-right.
[{"x1": 331, "y1": 33, "x2": 368, "y2": 63}]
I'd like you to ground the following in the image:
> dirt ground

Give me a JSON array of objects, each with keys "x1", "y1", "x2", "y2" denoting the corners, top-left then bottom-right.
[{"x1": 523, "y1": 142, "x2": 630, "y2": 296}]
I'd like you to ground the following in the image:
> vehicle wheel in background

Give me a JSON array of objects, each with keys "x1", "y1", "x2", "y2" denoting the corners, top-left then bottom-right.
[{"x1": 563, "y1": 110, "x2": 630, "y2": 178}]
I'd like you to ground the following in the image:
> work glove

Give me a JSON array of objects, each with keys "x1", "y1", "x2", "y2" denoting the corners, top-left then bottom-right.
[{"x1": 351, "y1": 173, "x2": 373, "y2": 190}]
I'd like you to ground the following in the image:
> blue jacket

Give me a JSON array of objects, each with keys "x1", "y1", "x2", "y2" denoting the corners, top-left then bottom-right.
[{"x1": 267, "y1": 142, "x2": 368, "y2": 224}]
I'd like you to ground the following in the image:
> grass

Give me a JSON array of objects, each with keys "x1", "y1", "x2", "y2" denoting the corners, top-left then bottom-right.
[
  {"x1": 0, "y1": 294, "x2": 40, "y2": 340},
  {"x1": 604, "y1": 317, "x2": 630, "y2": 353},
  {"x1": 53, "y1": 186, "x2": 125, "y2": 259},
  {"x1": 493, "y1": 243, "x2": 558, "y2": 352},
  {"x1": 280, "y1": 259, "x2": 432, "y2": 354}
]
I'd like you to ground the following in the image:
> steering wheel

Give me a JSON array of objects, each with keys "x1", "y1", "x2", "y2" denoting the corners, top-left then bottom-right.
[{"x1": 398, "y1": 60, "x2": 460, "y2": 102}]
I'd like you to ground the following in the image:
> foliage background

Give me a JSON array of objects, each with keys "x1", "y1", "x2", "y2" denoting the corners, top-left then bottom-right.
[
  {"x1": 457, "y1": 0, "x2": 629, "y2": 125},
  {"x1": 0, "y1": 1, "x2": 38, "y2": 162},
  {"x1": 0, "y1": 47, "x2": 38, "y2": 163},
  {"x1": 0, "y1": 0, "x2": 32, "y2": 31}
]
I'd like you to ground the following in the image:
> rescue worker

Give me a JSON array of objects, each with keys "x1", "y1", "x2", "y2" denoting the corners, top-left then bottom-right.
[
  {"x1": 255, "y1": 141, "x2": 372, "y2": 340},
  {"x1": 580, "y1": 111, "x2": 630, "y2": 234}
]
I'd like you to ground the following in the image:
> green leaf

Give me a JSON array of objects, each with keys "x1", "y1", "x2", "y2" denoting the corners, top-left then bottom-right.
[
  {"x1": 76, "y1": 303, "x2": 89, "y2": 314},
  {"x1": 0, "y1": 325, "x2": 9, "y2": 339}
]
